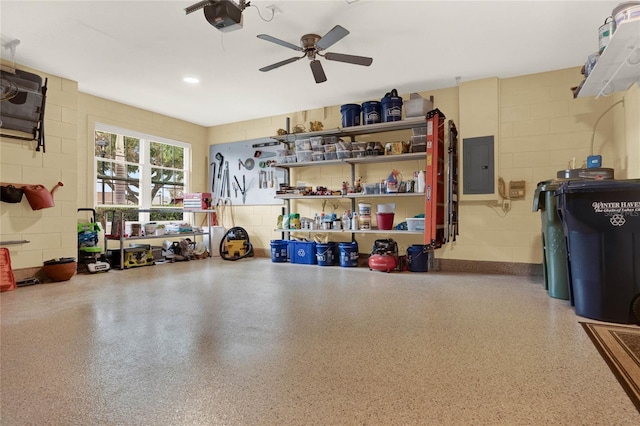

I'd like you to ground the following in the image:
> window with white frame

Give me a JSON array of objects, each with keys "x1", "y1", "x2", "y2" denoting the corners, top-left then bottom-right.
[{"x1": 94, "y1": 123, "x2": 190, "y2": 222}]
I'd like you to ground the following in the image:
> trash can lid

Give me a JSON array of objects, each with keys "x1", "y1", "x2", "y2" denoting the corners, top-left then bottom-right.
[
  {"x1": 556, "y1": 167, "x2": 614, "y2": 179},
  {"x1": 533, "y1": 179, "x2": 565, "y2": 211},
  {"x1": 555, "y1": 179, "x2": 640, "y2": 195}
]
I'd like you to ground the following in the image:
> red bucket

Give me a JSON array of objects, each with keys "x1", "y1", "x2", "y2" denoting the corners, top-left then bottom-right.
[{"x1": 376, "y1": 212, "x2": 394, "y2": 230}]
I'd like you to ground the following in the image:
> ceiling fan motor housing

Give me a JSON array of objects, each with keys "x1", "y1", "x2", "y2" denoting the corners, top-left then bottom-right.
[{"x1": 301, "y1": 34, "x2": 321, "y2": 50}]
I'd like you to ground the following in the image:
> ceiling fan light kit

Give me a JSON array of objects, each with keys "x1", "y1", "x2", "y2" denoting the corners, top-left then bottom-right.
[{"x1": 257, "y1": 25, "x2": 373, "y2": 83}]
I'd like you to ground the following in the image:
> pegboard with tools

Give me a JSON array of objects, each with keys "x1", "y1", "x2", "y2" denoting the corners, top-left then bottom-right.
[{"x1": 209, "y1": 139, "x2": 286, "y2": 206}]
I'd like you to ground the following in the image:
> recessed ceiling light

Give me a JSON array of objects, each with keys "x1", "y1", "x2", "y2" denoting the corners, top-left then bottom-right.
[{"x1": 183, "y1": 76, "x2": 199, "y2": 84}]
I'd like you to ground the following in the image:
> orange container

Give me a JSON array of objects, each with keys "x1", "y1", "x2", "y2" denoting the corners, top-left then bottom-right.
[{"x1": 0, "y1": 248, "x2": 17, "y2": 292}]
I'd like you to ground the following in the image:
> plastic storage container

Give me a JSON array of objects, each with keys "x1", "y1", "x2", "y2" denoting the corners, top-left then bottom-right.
[
  {"x1": 310, "y1": 136, "x2": 324, "y2": 148},
  {"x1": 336, "y1": 141, "x2": 352, "y2": 151},
  {"x1": 296, "y1": 150, "x2": 313, "y2": 163},
  {"x1": 270, "y1": 240, "x2": 289, "y2": 263},
  {"x1": 290, "y1": 241, "x2": 317, "y2": 265},
  {"x1": 377, "y1": 203, "x2": 395, "y2": 213},
  {"x1": 533, "y1": 180, "x2": 569, "y2": 300},
  {"x1": 556, "y1": 179, "x2": 640, "y2": 323},
  {"x1": 358, "y1": 202, "x2": 372, "y2": 216},
  {"x1": 381, "y1": 90, "x2": 403, "y2": 122},
  {"x1": 341, "y1": 103, "x2": 361, "y2": 127},
  {"x1": 407, "y1": 244, "x2": 429, "y2": 272},
  {"x1": 338, "y1": 242, "x2": 359, "y2": 267},
  {"x1": 315, "y1": 242, "x2": 337, "y2": 266},
  {"x1": 376, "y1": 213, "x2": 394, "y2": 230},
  {"x1": 361, "y1": 101, "x2": 382, "y2": 125},
  {"x1": 406, "y1": 217, "x2": 425, "y2": 231},
  {"x1": 323, "y1": 136, "x2": 339, "y2": 145},
  {"x1": 404, "y1": 94, "x2": 433, "y2": 117},
  {"x1": 295, "y1": 139, "x2": 312, "y2": 150},
  {"x1": 0, "y1": 248, "x2": 16, "y2": 292}
]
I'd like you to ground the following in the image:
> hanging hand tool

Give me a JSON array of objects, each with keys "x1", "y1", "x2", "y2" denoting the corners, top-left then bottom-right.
[
  {"x1": 244, "y1": 158, "x2": 255, "y2": 170},
  {"x1": 219, "y1": 167, "x2": 226, "y2": 198},
  {"x1": 215, "y1": 153, "x2": 224, "y2": 179},
  {"x1": 252, "y1": 141, "x2": 280, "y2": 148},
  {"x1": 224, "y1": 161, "x2": 231, "y2": 198},
  {"x1": 259, "y1": 171, "x2": 265, "y2": 188},
  {"x1": 234, "y1": 175, "x2": 247, "y2": 205},
  {"x1": 254, "y1": 150, "x2": 276, "y2": 159},
  {"x1": 210, "y1": 162, "x2": 216, "y2": 193},
  {"x1": 232, "y1": 181, "x2": 238, "y2": 198}
]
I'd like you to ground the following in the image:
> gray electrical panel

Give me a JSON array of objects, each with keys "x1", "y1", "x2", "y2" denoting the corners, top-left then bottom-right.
[{"x1": 463, "y1": 136, "x2": 494, "y2": 194}]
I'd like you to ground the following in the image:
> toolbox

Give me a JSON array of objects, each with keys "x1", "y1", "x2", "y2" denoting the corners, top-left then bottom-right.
[
  {"x1": 108, "y1": 246, "x2": 155, "y2": 269},
  {"x1": 183, "y1": 192, "x2": 212, "y2": 211}
]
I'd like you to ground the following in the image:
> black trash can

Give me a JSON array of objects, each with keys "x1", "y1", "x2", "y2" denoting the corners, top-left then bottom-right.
[
  {"x1": 533, "y1": 180, "x2": 570, "y2": 300},
  {"x1": 556, "y1": 179, "x2": 640, "y2": 324}
]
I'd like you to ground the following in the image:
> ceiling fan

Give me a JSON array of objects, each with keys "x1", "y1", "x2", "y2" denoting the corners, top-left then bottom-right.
[{"x1": 257, "y1": 25, "x2": 373, "y2": 84}]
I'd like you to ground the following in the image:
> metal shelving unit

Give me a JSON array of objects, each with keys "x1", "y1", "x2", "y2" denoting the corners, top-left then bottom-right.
[
  {"x1": 273, "y1": 117, "x2": 438, "y2": 243},
  {"x1": 104, "y1": 209, "x2": 215, "y2": 269}
]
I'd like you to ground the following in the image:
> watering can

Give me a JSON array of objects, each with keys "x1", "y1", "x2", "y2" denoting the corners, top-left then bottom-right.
[{"x1": 22, "y1": 181, "x2": 64, "y2": 210}]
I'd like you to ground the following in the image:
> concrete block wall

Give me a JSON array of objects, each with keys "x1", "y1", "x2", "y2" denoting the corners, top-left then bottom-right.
[
  {"x1": 437, "y1": 68, "x2": 627, "y2": 264},
  {"x1": 1, "y1": 67, "x2": 79, "y2": 270},
  {"x1": 2, "y1": 62, "x2": 637, "y2": 270},
  {"x1": 210, "y1": 67, "x2": 639, "y2": 265}
]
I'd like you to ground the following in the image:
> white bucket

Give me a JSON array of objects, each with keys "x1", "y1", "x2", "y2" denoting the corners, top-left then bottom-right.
[
  {"x1": 203, "y1": 226, "x2": 226, "y2": 257},
  {"x1": 599, "y1": 17, "x2": 615, "y2": 54},
  {"x1": 144, "y1": 223, "x2": 157, "y2": 235},
  {"x1": 358, "y1": 202, "x2": 372, "y2": 216},
  {"x1": 377, "y1": 203, "x2": 396, "y2": 213}
]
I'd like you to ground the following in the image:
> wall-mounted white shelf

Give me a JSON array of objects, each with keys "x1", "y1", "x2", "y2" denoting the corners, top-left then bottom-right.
[
  {"x1": 271, "y1": 116, "x2": 427, "y2": 143},
  {"x1": 275, "y1": 152, "x2": 425, "y2": 169},
  {"x1": 578, "y1": 20, "x2": 640, "y2": 98}
]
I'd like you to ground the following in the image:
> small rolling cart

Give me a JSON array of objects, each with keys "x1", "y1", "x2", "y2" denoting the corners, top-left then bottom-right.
[{"x1": 77, "y1": 208, "x2": 110, "y2": 273}]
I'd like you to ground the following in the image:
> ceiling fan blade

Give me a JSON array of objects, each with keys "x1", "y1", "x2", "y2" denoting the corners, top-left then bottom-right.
[
  {"x1": 257, "y1": 34, "x2": 303, "y2": 51},
  {"x1": 310, "y1": 60, "x2": 327, "y2": 84},
  {"x1": 259, "y1": 56, "x2": 303, "y2": 72},
  {"x1": 316, "y1": 25, "x2": 350, "y2": 50},
  {"x1": 324, "y1": 52, "x2": 373, "y2": 66}
]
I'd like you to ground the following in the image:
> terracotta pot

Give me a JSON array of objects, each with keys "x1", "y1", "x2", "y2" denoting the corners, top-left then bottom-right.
[{"x1": 43, "y1": 258, "x2": 76, "y2": 282}]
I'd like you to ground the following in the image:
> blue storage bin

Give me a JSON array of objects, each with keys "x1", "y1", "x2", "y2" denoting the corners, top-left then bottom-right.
[{"x1": 291, "y1": 241, "x2": 317, "y2": 265}]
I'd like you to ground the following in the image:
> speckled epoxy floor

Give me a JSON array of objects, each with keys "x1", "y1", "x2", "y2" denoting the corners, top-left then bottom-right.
[{"x1": 1, "y1": 258, "x2": 639, "y2": 425}]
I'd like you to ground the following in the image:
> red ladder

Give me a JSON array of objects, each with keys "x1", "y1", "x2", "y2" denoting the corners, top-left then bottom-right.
[{"x1": 424, "y1": 109, "x2": 446, "y2": 248}]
